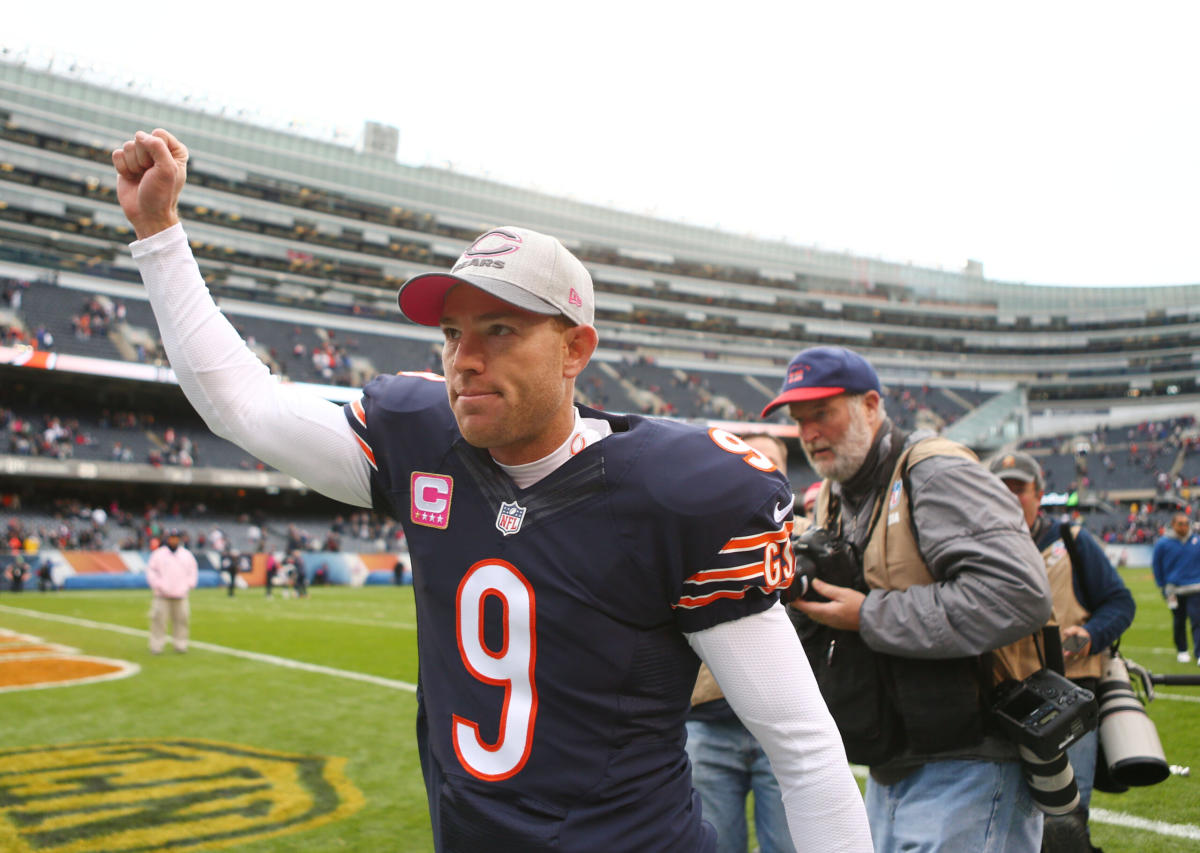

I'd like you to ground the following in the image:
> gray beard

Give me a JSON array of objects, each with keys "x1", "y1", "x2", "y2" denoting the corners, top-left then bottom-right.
[{"x1": 804, "y1": 407, "x2": 875, "y2": 483}]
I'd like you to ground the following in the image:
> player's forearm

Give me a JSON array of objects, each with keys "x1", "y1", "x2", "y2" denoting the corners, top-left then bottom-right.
[
  {"x1": 130, "y1": 225, "x2": 371, "y2": 507},
  {"x1": 131, "y1": 224, "x2": 274, "y2": 435},
  {"x1": 688, "y1": 605, "x2": 873, "y2": 852}
]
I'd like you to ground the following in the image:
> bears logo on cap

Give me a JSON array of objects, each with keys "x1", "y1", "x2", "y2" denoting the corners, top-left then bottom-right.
[{"x1": 462, "y1": 229, "x2": 523, "y2": 259}]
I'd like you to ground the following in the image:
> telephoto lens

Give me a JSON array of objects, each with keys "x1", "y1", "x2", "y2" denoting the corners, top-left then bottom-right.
[
  {"x1": 1017, "y1": 745, "x2": 1080, "y2": 816},
  {"x1": 1097, "y1": 656, "x2": 1170, "y2": 787}
]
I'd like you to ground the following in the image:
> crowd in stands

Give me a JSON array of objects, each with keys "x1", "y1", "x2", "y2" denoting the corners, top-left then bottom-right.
[
  {"x1": 71, "y1": 294, "x2": 123, "y2": 341},
  {"x1": 5, "y1": 122, "x2": 1200, "y2": 406},
  {"x1": 303, "y1": 332, "x2": 355, "y2": 385},
  {"x1": 1, "y1": 405, "x2": 218, "y2": 469},
  {"x1": 4, "y1": 406, "x2": 1198, "y2": 558},
  {"x1": 1019, "y1": 415, "x2": 1200, "y2": 543},
  {"x1": 2, "y1": 495, "x2": 406, "y2": 560},
  {"x1": 2, "y1": 409, "x2": 97, "y2": 458},
  {"x1": 5, "y1": 499, "x2": 114, "y2": 552}
]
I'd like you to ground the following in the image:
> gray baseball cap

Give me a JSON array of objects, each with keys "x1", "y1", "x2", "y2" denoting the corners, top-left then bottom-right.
[
  {"x1": 398, "y1": 226, "x2": 594, "y2": 327},
  {"x1": 988, "y1": 451, "x2": 1045, "y2": 490}
]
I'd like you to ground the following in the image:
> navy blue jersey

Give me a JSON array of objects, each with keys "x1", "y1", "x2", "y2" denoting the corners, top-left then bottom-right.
[{"x1": 345, "y1": 373, "x2": 795, "y2": 852}]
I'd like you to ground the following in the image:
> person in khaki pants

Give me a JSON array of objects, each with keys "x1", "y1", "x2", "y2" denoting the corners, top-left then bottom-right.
[{"x1": 147, "y1": 529, "x2": 198, "y2": 654}]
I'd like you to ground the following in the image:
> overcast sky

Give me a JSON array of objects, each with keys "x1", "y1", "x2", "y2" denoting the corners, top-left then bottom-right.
[{"x1": 5, "y1": 2, "x2": 1198, "y2": 287}]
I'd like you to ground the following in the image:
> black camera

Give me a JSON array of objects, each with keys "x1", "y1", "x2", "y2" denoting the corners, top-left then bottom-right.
[
  {"x1": 992, "y1": 669, "x2": 1097, "y2": 816},
  {"x1": 992, "y1": 668, "x2": 1097, "y2": 760},
  {"x1": 782, "y1": 526, "x2": 862, "y2": 604}
]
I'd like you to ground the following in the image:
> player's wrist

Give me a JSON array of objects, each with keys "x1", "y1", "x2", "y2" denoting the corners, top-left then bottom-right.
[{"x1": 133, "y1": 212, "x2": 181, "y2": 241}]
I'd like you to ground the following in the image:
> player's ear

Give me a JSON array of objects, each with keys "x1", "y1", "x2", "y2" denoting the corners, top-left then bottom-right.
[{"x1": 562, "y1": 323, "x2": 598, "y2": 379}]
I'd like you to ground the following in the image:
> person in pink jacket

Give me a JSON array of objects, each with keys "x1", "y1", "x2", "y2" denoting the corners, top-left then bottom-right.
[{"x1": 146, "y1": 529, "x2": 198, "y2": 653}]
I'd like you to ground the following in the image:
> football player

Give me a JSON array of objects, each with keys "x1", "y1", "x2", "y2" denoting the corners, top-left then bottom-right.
[{"x1": 113, "y1": 129, "x2": 871, "y2": 852}]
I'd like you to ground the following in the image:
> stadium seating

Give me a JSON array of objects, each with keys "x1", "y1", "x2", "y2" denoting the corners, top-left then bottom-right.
[{"x1": 1, "y1": 59, "x2": 1198, "y2": 558}]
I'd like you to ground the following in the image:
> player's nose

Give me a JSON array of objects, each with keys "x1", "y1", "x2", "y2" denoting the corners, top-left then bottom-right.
[{"x1": 449, "y1": 330, "x2": 486, "y2": 374}]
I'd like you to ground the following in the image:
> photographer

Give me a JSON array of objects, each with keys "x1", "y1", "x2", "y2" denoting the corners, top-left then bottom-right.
[
  {"x1": 764, "y1": 347, "x2": 1053, "y2": 852},
  {"x1": 989, "y1": 451, "x2": 1135, "y2": 850}
]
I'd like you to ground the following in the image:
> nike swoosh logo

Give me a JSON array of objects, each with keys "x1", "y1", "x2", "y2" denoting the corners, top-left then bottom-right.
[{"x1": 773, "y1": 501, "x2": 792, "y2": 524}]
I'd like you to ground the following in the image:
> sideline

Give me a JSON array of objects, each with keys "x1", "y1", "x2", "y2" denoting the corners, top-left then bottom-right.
[{"x1": 0, "y1": 604, "x2": 417, "y2": 693}]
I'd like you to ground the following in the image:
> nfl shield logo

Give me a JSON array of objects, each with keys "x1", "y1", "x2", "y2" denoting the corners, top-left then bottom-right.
[
  {"x1": 496, "y1": 501, "x2": 527, "y2": 536},
  {"x1": 888, "y1": 480, "x2": 904, "y2": 509}
]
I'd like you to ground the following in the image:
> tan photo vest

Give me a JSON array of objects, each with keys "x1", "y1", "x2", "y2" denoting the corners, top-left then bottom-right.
[{"x1": 814, "y1": 437, "x2": 1040, "y2": 684}]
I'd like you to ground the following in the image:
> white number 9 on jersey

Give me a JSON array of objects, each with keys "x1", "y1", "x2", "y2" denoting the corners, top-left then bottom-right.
[
  {"x1": 453, "y1": 559, "x2": 539, "y2": 781},
  {"x1": 708, "y1": 428, "x2": 776, "y2": 472}
]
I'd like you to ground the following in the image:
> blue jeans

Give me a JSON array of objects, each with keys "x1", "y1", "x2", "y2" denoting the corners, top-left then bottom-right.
[
  {"x1": 1066, "y1": 729, "x2": 1097, "y2": 812},
  {"x1": 686, "y1": 718, "x2": 796, "y2": 853},
  {"x1": 865, "y1": 759, "x2": 1042, "y2": 853}
]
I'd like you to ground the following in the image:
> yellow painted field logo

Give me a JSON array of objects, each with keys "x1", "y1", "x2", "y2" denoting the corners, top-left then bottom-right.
[
  {"x1": 0, "y1": 739, "x2": 364, "y2": 852},
  {"x1": 0, "y1": 630, "x2": 137, "y2": 692}
]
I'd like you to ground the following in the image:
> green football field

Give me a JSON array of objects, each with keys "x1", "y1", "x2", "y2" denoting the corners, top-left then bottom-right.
[{"x1": 0, "y1": 569, "x2": 1197, "y2": 851}]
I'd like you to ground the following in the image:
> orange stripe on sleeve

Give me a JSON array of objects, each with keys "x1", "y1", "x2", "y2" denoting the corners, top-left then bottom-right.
[
  {"x1": 721, "y1": 523, "x2": 792, "y2": 553},
  {"x1": 352, "y1": 432, "x2": 377, "y2": 469},
  {"x1": 685, "y1": 562, "x2": 768, "y2": 585},
  {"x1": 674, "y1": 588, "x2": 752, "y2": 609},
  {"x1": 350, "y1": 397, "x2": 367, "y2": 428}
]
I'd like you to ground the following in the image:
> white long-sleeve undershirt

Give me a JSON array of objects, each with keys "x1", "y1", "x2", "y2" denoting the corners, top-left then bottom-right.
[
  {"x1": 131, "y1": 224, "x2": 371, "y2": 507},
  {"x1": 689, "y1": 604, "x2": 873, "y2": 852},
  {"x1": 130, "y1": 225, "x2": 872, "y2": 851}
]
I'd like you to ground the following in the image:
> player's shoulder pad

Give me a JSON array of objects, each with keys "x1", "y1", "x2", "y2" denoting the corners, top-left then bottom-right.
[
  {"x1": 628, "y1": 419, "x2": 790, "y2": 517},
  {"x1": 347, "y1": 373, "x2": 458, "y2": 464},
  {"x1": 360, "y1": 371, "x2": 449, "y2": 414}
]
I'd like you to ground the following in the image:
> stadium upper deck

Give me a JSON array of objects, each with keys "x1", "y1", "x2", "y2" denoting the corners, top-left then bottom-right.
[{"x1": 2, "y1": 57, "x2": 1198, "y2": 425}]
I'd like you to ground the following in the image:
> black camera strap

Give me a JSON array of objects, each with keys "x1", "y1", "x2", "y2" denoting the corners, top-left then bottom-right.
[
  {"x1": 1040, "y1": 627, "x2": 1066, "y2": 676},
  {"x1": 1059, "y1": 522, "x2": 1083, "y2": 578}
]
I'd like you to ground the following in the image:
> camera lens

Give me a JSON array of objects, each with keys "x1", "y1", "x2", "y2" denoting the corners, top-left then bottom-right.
[{"x1": 1018, "y1": 745, "x2": 1080, "y2": 815}]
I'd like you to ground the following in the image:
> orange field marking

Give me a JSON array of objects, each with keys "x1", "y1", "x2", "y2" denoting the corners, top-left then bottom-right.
[{"x1": 0, "y1": 629, "x2": 138, "y2": 692}]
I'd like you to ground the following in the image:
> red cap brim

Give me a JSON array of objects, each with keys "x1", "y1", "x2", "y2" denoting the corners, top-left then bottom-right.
[
  {"x1": 397, "y1": 273, "x2": 463, "y2": 326},
  {"x1": 760, "y1": 386, "x2": 846, "y2": 418}
]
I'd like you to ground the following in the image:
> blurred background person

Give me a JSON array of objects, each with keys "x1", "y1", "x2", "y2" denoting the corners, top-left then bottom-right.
[
  {"x1": 1151, "y1": 512, "x2": 1200, "y2": 664},
  {"x1": 8, "y1": 557, "x2": 28, "y2": 592},
  {"x1": 146, "y1": 528, "x2": 197, "y2": 654},
  {"x1": 292, "y1": 552, "x2": 308, "y2": 598}
]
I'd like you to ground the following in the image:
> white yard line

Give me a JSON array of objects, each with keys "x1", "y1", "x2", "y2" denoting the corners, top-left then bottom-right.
[
  {"x1": 209, "y1": 607, "x2": 417, "y2": 631},
  {"x1": 0, "y1": 604, "x2": 416, "y2": 693},
  {"x1": 1090, "y1": 808, "x2": 1200, "y2": 841},
  {"x1": 8, "y1": 605, "x2": 1197, "y2": 840}
]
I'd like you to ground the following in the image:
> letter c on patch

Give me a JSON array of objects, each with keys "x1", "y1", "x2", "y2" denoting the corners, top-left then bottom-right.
[{"x1": 411, "y1": 472, "x2": 453, "y2": 529}]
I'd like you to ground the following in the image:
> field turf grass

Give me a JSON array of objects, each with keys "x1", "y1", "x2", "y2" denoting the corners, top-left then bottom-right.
[{"x1": 0, "y1": 568, "x2": 1197, "y2": 851}]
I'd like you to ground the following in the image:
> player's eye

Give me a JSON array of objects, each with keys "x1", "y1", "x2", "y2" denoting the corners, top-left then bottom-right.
[
  {"x1": 441, "y1": 327, "x2": 461, "y2": 341},
  {"x1": 488, "y1": 324, "x2": 514, "y2": 337}
]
